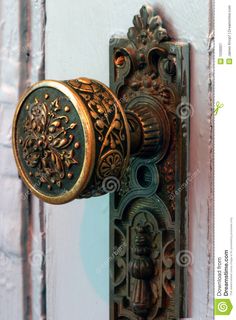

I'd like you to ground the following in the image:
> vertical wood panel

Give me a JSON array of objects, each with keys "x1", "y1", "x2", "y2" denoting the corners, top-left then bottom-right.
[
  {"x1": 0, "y1": 0, "x2": 46, "y2": 319},
  {"x1": 0, "y1": 1, "x2": 26, "y2": 318}
]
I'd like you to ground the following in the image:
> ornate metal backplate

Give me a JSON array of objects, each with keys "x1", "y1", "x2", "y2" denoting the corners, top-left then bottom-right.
[{"x1": 109, "y1": 5, "x2": 190, "y2": 319}]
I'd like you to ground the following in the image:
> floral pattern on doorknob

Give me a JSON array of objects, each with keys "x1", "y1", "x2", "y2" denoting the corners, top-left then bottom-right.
[
  {"x1": 97, "y1": 150, "x2": 123, "y2": 179},
  {"x1": 20, "y1": 96, "x2": 79, "y2": 189},
  {"x1": 66, "y1": 78, "x2": 130, "y2": 197}
]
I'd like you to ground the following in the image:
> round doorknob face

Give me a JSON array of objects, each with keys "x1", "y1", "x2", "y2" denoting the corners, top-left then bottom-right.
[{"x1": 12, "y1": 78, "x2": 130, "y2": 204}]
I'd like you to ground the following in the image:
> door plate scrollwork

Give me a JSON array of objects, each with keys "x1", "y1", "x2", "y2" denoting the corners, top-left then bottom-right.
[{"x1": 109, "y1": 5, "x2": 190, "y2": 319}]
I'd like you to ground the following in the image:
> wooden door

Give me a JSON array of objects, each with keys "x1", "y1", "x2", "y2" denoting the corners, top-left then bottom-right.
[{"x1": 0, "y1": 0, "x2": 213, "y2": 319}]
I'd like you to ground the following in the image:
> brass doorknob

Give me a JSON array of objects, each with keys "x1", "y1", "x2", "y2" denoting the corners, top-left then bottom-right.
[{"x1": 12, "y1": 77, "x2": 170, "y2": 204}]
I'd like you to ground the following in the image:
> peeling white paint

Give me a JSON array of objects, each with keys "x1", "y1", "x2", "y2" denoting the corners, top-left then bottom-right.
[
  {"x1": 0, "y1": 0, "x2": 46, "y2": 319},
  {"x1": 0, "y1": 0, "x2": 24, "y2": 317}
]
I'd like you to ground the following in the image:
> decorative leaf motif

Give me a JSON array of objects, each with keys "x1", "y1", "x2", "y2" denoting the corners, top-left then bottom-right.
[
  {"x1": 149, "y1": 16, "x2": 162, "y2": 31},
  {"x1": 70, "y1": 123, "x2": 77, "y2": 129},
  {"x1": 127, "y1": 27, "x2": 138, "y2": 44},
  {"x1": 64, "y1": 150, "x2": 78, "y2": 168},
  {"x1": 22, "y1": 95, "x2": 79, "y2": 189},
  {"x1": 90, "y1": 111, "x2": 99, "y2": 119},
  {"x1": 140, "y1": 5, "x2": 149, "y2": 28},
  {"x1": 127, "y1": 4, "x2": 169, "y2": 48},
  {"x1": 51, "y1": 120, "x2": 61, "y2": 127},
  {"x1": 133, "y1": 15, "x2": 143, "y2": 31}
]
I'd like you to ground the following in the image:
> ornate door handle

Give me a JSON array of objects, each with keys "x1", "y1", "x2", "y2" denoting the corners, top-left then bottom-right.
[
  {"x1": 12, "y1": 77, "x2": 169, "y2": 204},
  {"x1": 12, "y1": 5, "x2": 190, "y2": 319}
]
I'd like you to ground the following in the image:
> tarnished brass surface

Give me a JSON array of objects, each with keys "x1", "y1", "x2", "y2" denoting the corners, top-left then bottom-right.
[
  {"x1": 13, "y1": 74, "x2": 167, "y2": 204},
  {"x1": 12, "y1": 78, "x2": 130, "y2": 204},
  {"x1": 109, "y1": 5, "x2": 190, "y2": 320}
]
